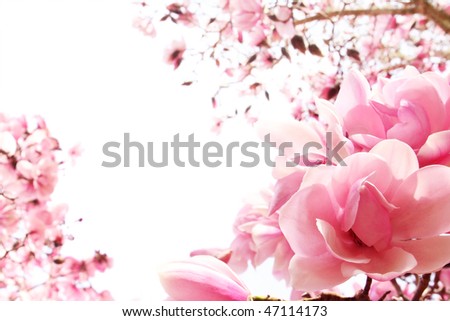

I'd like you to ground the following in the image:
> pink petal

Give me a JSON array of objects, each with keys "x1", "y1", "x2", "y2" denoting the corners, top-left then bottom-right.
[
  {"x1": 341, "y1": 247, "x2": 417, "y2": 281},
  {"x1": 417, "y1": 130, "x2": 450, "y2": 166},
  {"x1": 422, "y1": 72, "x2": 450, "y2": 110},
  {"x1": 289, "y1": 253, "x2": 348, "y2": 291},
  {"x1": 334, "y1": 69, "x2": 370, "y2": 119},
  {"x1": 391, "y1": 165, "x2": 450, "y2": 240},
  {"x1": 349, "y1": 133, "x2": 383, "y2": 150},
  {"x1": 279, "y1": 184, "x2": 336, "y2": 257},
  {"x1": 0, "y1": 132, "x2": 17, "y2": 156},
  {"x1": 269, "y1": 171, "x2": 305, "y2": 215},
  {"x1": 351, "y1": 181, "x2": 392, "y2": 250},
  {"x1": 386, "y1": 103, "x2": 430, "y2": 149},
  {"x1": 159, "y1": 256, "x2": 250, "y2": 301},
  {"x1": 395, "y1": 235, "x2": 450, "y2": 273},
  {"x1": 316, "y1": 220, "x2": 371, "y2": 264},
  {"x1": 255, "y1": 115, "x2": 323, "y2": 160},
  {"x1": 370, "y1": 139, "x2": 419, "y2": 181},
  {"x1": 16, "y1": 160, "x2": 34, "y2": 179},
  {"x1": 344, "y1": 104, "x2": 386, "y2": 139},
  {"x1": 315, "y1": 98, "x2": 344, "y2": 129},
  {"x1": 190, "y1": 248, "x2": 232, "y2": 264},
  {"x1": 395, "y1": 76, "x2": 447, "y2": 132},
  {"x1": 332, "y1": 153, "x2": 393, "y2": 208},
  {"x1": 381, "y1": 66, "x2": 420, "y2": 107}
]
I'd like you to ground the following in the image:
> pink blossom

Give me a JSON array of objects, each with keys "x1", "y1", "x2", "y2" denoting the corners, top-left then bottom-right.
[
  {"x1": 333, "y1": 67, "x2": 450, "y2": 166},
  {"x1": 133, "y1": 16, "x2": 156, "y2": 37},
  {"x1": 228, "y1": 187, "x2": 294, "y2": 282},
  {"x1": 229, "y1": 0, "x2": 263, "y2": 32},
  {"x1": 163, "y1": 39, "x2": 186, "y2": 69},
  {"x1": 0, "y1": 113, "x2": 111, "y2": 300},
  {"x1": 159, "y1": 255, "x2": 251, "y2": 301},
  {"x1": 279, "y1": 139, "x2": 450, "y2": 291},
  {"x1": 273, "y1": 6, "x2": 295, "y2": 39}
]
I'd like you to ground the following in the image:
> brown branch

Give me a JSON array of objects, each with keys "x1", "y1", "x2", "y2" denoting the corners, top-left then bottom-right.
[
  {"x1": 412, "y1": 273, "x2": 431, "y2": 301},
  {"x1": 294, "y1": 1, "x2": 450, "y2": 34},
  {"x1": 294, "y1": 6, "x2": 417, "y2": 26},
  {"x1": 422, "y1": 1, "x2": 450, "y2": 33},
  {"x1": 390, "y1": 279, "x2": 408, "y2": 300},
  {"x1": 251, "y1": 295, "x2": 283, "y2": 301}
]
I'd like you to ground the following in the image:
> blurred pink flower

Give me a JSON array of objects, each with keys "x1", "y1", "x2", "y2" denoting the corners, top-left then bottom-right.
[
  {"x1": 273, "y1": 6, "x2": 295, "y2": 38},
  {"x1": 133, "y1": 16, "x2": 156, "y2": 37},
  {"x1": 279, "y1": 139, "x2": 450, "y2": 291},
  {"x1": 228, "y1": 187, "x2": 294, "y2": 282},
  {"x1": 163, "y1": 39, "x2": 186, "y2": 69},
  {"x1": 229, "y1": 0, "x2": 263, "y2": 32},
  {"x1": 333, "y1": 67, "x2": 450, "y2": 166},
  {"x1": 159, "y1": 255, "x2": 250, "y2": 301}
]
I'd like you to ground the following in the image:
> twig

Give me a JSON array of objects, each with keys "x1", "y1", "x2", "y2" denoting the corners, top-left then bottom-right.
[
  {"x1": 294, "y1": 6, "x2": 417, "y2": 26},
  {"x1": 294, "y1": 1, "x2": 450, "y2": 34},
  {"x1": 390, "y1": 279, "x2": 408, "y2": 300},
  {"x1": 412, "y1": 273, "x2": 431, "y2": 301}
]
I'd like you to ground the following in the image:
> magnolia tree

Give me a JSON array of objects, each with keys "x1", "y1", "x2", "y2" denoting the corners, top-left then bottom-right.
[
  {"x1": 0, "y1": 114, "x2": 111, "y2": 300},
  {"x1": 135, "y1": 0, "x2": 449, "y2": 130},
  {"x1": 137, "y1": 0, "x2": 450, "y2": 301}
]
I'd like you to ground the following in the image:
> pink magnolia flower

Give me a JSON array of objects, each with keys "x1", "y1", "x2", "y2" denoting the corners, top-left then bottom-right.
[
  {"x1": 279, "y1": 139, "x2": 450, "y2": 291},
  {"x1": 229, "y1": 0, "x2": 263, "y2": 32},
  {"x1": 272, "y1": 6, "x2": 295, "y2": 39},
  {"x1": 333, "y1": 66, "x2": 450, "y2": 166},
  {"x1": 133, "y1": 16, "x2": 157, "y2": 38},
  {"x1": 163, "y1": 39, "x2": 186, "y2": 69},
  {"x1": 226, "y1": 187, "x2": 294, "y2": 282},
  {"x1": 159, "y1": 255, "x2": 251, "y2": 301}
]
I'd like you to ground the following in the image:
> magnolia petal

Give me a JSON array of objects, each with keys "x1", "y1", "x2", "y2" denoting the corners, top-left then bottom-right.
[
  {"x1": 370, "y1": 139, "x2": 419, "y2": 181},
  {"x1": 279, "y1": 184, "x2": 335, "y2": 256},
  {"x1": 341, "y1": 247, "x2": 417, "y2": 282},
  {"x1": 334, "y1": 70, "x2": 370, "y2": 119},
  {"x1": 317, "y1": 220, "x2": 371, "y2": 264},
  {"x1": 159, "y1": 256, "x2": 250, "y2": 301},
  {"x1": 391, "y1": 166, "x2": 450, "y2": 240},
  {"x1": 395, "y1": 235, "x2": 450, "y2": 274},
  {"x1": 269, "y1": 171, "x2": 305, "y2": 215},
  {"x1": 417, "y1": 130, "x2": 450, "y2": 166},
  {"x1": 289, "y1": 253, "x2": 348, "y2": 292}
]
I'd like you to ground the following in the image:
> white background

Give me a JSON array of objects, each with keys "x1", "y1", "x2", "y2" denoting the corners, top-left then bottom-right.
[{"x1": 0, "y1": 0, "x2": 288, "y2": 300}]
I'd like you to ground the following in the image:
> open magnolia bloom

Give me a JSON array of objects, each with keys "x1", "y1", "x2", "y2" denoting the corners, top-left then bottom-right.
[
  {"x1": 332, "y1": 66, "x2": 450, "y2": 166},
  {"x1": 278, "y1": 139, "x2": 450, "y2": 291},
  {"x1": 159, "y1": 255, "x2": 251, "y2": 301}
]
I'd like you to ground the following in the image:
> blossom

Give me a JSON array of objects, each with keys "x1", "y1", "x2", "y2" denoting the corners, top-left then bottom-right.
[
  {"x1": 272, "y1": 6, "x2": 295, "y2": 39},
  {"x1": 163, "y1": 39, "x2": 186, "y2": 69},
  {"x1": 133, "y1": 16, "x2": 157, "y2": 37},
  {"x1": 229, "y1": 0, "x2": 263, "y2": 32},
  {"x1": 0, "y1": 113, "x2": 110, "y2": 300},
  {"x1": 220, "y1": 187, "x2": 294, "y2": 282},
  {"x1": 333, "y1": 67, "x2": 450, "y2": 166},
  {"x1": 159, "y1": 255, "x2": 251, "y2": 301},
  {"x1": 279, "y1": 139, "x2": 450, "y2": 291}
]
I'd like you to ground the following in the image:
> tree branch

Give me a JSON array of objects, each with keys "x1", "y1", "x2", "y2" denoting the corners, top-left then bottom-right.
[
  {"x1": 294, "y1": 6, "x2": 417, "y2": 26},
  {"x1": 412, "y1": 273, "x2": 431, "y2": 301},
  {"x1": 294, "y1": 1, "x2": 450, "y2": 34}
]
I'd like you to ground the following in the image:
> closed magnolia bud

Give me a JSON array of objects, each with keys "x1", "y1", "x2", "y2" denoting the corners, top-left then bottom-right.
[{"x1": 159, "y1": 255, "x2": 251, "y2": 301}]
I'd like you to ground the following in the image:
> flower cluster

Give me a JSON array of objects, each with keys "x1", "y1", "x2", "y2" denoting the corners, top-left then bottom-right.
[
  {"x1": 159, "y1": 67, "x2": 450, "y2": 301},
  {"x1": 0, "y1": 113, "x2": 111, "y2": 300}
]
